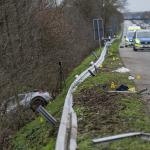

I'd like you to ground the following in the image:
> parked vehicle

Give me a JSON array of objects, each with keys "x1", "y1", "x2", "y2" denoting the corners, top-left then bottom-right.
[
  {"x1": 125, "y1": 31, "x2": 135, "y2": 47},
  {"x1": 128, "y1": 25, "x2": 141, "y2": 31},
  {"x1": 133, "y1": 30, "x2": 150, "y2": 51},
  {"x1": 0, "y1": 90, "x2": 52, "y2": 113}
]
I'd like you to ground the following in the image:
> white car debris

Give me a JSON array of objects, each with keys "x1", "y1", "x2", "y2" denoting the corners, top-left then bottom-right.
[
  {"x1": 0, "y1": 90, "x2": 53, "y2": 113},
  {"x1": 128, "y1": 76, "x2": 135, "y2": 80},
  {"x1": 113, "y1": 67, "x2": 130, "y2": 73}
]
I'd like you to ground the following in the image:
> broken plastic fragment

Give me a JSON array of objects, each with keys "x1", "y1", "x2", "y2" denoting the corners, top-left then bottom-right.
[
  {"x1": 75, "y1": 75, "x2": 79, "y2": 79},
  {"x1": 116, "y1": 84, "x2": 129, "y2": 91},
  {"x1": 128, "y1": 87, "x2": 136, "y2": 92},
  {"x1": 128, "y1": 76, "x2": 135, "y2": 80},
  {"x1": 90, "y1": 61, "x2": 94, "y2": 66},
  {"x1": 111, "y1": 82, "x2": 117, "y2": 89},
  {"x1": 113, "y1": 67, "x2": 130, "y2": 73}
]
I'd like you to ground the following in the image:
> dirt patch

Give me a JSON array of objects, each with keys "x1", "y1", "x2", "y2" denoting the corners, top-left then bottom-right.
[
  {"x1": 74, "y1": 87, "x2": 128, "y2": 134},
  {"x1": 141, "y1": 94, "x2": 150, "y2": 114}
]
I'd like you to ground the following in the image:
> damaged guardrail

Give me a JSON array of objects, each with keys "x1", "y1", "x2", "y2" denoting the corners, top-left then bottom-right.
[
  {"x1": 55, "y1": 40, "x2": 114, "y2": 150},
  {"x1": 93, "y1": 132, "x2": 150, "y2": 144},
  {"x1": 36, "y1": 105, "x2": 57, "y2": 126}
]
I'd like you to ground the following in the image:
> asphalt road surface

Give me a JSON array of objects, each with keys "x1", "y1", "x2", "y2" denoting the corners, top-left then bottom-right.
[{"x1": 120, "y1": 47, "x2": 150, "y2": 111}]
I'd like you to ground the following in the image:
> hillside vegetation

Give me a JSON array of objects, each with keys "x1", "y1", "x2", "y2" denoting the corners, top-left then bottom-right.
[{"x1": 0, "y1": 0, "x2": 126, "y2": 149}]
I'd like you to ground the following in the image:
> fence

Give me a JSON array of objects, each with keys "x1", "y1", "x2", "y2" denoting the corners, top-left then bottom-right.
[{"x1": 55, "y1": 40, "x2": 114, "y2": 150}]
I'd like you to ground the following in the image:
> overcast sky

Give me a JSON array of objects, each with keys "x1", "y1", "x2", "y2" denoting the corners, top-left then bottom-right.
[{"x1": 128, "y1": 0, "x2": 150, "y2": 12}]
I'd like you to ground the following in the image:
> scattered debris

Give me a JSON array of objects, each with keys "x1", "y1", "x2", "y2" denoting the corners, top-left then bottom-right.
[
  {"x1": 107, "y1": 88, "x2": 148, "y2": 94},
  {"x1": 90, "y1": 61, "x2": 94, "y2": 66},
  {"x1": 113, "y1": 67, "x2": 130, "y2": 73},
  {"x1": 93, "y1": 132, "x2": 150, "y2": 144},
  {"x1": 128, "y1": 76, "x2": 135, "y2": 80},
  {"x1": 110, "y1": 82, "x2": 117, "y2": 89},
  {"x1": 116, "y1": 84, "x2": 129, "y2": 91},
  {"x1": 137, "y1": 88, "x2": 148, "y2": 94},
  {"x1": 107, "y1": 91, "x2": 136, "y2": 94},
  {"x1": 95, "y1": 83, "x2": 108, "y2": 91},
  {"x1": 75, "y1": 75, "x2": 79, "y2": 79},
  {"x1": 128, "y1": 87, "x2": 136, "y2": 92}
]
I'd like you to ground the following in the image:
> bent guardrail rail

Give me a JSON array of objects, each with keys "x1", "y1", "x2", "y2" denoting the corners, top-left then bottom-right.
[
  {"x1": 55, "y1": 40, "x2": 114, "y2": 150},
  {"x1": 92, "y1": 132, "x2": 150, "y2": 144},
  {"x1": 36, "y1": 105, "x2": 57, "y2": 126}
]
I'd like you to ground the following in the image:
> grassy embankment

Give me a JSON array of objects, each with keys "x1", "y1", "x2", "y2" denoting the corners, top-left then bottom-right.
[
  {"x1": 73, "y1": 39, "x2": 150, "y2": 150},
  {"x1": 11, "y1": 47, "x2": 102, "y2": 150}
]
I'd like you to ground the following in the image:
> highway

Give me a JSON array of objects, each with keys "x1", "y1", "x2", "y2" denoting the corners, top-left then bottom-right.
[
  {"x1": 120, "y1": 47, "x2": 150, "y2": 92},
  {"x1": 120, "y1": 21, "x2": 150, "y2": 111}
]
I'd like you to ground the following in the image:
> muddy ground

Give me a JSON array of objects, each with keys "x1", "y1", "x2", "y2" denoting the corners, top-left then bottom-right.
[{"x1": 74, "y1": 87, "x2": 132, "y2": 135}]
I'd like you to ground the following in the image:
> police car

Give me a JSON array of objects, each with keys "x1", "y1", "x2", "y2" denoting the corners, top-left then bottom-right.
[
  {"x1": 133, "y1": 30, "x2": 150, "y2": 51},
  {"x1": 125, "y1": 31, "x2": 135, "y2": 47}
]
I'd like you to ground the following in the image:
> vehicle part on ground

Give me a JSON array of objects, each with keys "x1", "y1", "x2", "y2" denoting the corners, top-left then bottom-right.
[
  {"x1": 113, "y1": 67, "x2": 130, "y2": 73},
  {"x1": 107, "y1": 91, "x2": 136, "y2": 94},
  {"x1": 137, "y1": 88, "x2": 148, "y2": 94},
  {"x1": 36, "y1": 105, "x2": 57, "y2": 126},
  {"x1": 128, "y1": 76, "x2": 135, "y2": 80},
  {"x1": 93, "y1": 132, "x2": 150, "y2": 144},
  {"x1": 30, "y1": 96, "x2": 48, "y2": 111},
  {"x1": 116, "y1": 84, "x2": 129, "y2": 91}
]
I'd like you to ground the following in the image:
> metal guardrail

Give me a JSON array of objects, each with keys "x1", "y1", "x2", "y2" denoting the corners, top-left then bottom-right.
[
  {"x1": 55, "y1": 40, "x2": 114, "y2": 150},
  {"x1": 93, "y1": 132, "x2": 150, "y2": 144},
  {"x1": 37, "y1": 105, "x2": 57, "y2": 126}
]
